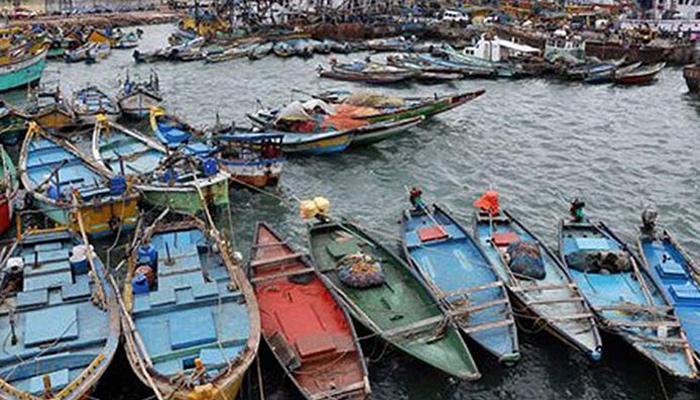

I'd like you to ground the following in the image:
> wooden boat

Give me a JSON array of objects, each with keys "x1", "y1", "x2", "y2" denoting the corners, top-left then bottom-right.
[
  {"x1": 273, "y1": 41, "x2": 294, "y2": 58},
  {"x1": 401, "y1": 203, "x2": 520, "y2": 364},
  {"x1": 92, "y1": 119, "x2": 230, "y2": 215},
  {"x1": 248, "y1": 223, "x2": 370, "y2": 399},
  {"x1": 123, "y1": 213, "x2": 260, "y2": 400},
  {"x1": 211, "y1": 132, "x2": 284, "y2": 187},
  {"x1": 292, "y1": 39, "x2": 314, "y2": 58},
  {"x1": 0, "y1": 145, "x2": 17, "y2": 234},
  {"x1": 25, "y1": 85, "x2": 79, "y2": 133},
  {"x1": 558, "y1": 215, "x2": 697, "y2": 379},
  {"x1": 0, "y1": 45, "x2": 47, "y2": 92},
  {"x1": 638, "y1": 213, "x2": 700, "y2": 357},
  {"x1": 223, "y1": 129, "x2": 352, "y2": 155},
  {"x1": 205, "y1": 44, "x2": 254, "y2": 63},
  {"x1": 0, "y1": 226, "x2": 120, "y2": 400},
  {"x1": 20, "y1": 122, "x2": 140, "y2": 237},
  {"x1": 318, "y1": 63, "x2": 416, "y2": 85},
  {"x1": 348, "y1": 116, "x2": 422, "y2": 146},
  {"x1": 683, "y1": 64, "x2": 700, "y2": 94},
  {"x1": 473, "y1": 197, "x2": 602, "y2": 360},
  {"x1": 65, "y1": 42, "x2": 110, "y2": 63},
  {"x1": 114, "y1": 31, "x2": 141, "y2": 49},
  {"x1": 386, "y1": 55, "x2": 464, "y2": 81},
  {"x1": 0, "y1": 100, "x2": 29, "y2": 145},
  {"x1": 613, "y1": 62, "x2": 665, "y2": 85},
  {"x1": 149, "y1": 107, "x2": 200, "y2": 149},
  {"x1": 72, "y1": 85, "x2": 120, "y2": 125},
  {"x1": 584, "y1": 62, "x2": 641, "y2": 84},
  {"x1": 248, "y1": 42, "x2": 273, "y2": 60},
  {"x1": 118, "y1": 71, "x2": 162, "y2": 119},
  {"x1": 309, "y1": 218, "x2": 480, "y2": 379},
  {"x1": 366, "y1": 36, "x2": 411, "y2": 52}
]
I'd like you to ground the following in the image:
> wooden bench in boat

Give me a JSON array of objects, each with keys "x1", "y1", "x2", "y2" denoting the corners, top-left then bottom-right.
[
  {"x1": 250, "y1": 253, "x2": 304, "y2": 269},
  {"x1": 251, "y1": 267, "x2": 315, "y2": 283},
  {"x1": 511, "y1": 283, "x2": 576, "y2": 292},
  {"x1": 382, "y1": 315, "x2": 446, "y2": 340},
  {"x1": 528, "y1": 297, "x2": 586, "y2": 305},
  {"x1": 438, "y1": 281, "x2": 506, "y2": 300},
  {"x1": 309, "y1": 381, "x2": 367, "y2": 400},
  {"x1": 461, "y1": 319, "x2": 515, "y2": 334},
  {"x1": 603, "y1": 319, "x2": 680, "y2": 328},
  {"x1": 449, "y1": 298, "x2": 510, "y2": 315}
]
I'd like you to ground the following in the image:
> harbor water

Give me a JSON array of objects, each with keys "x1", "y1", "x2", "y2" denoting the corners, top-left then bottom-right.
[{"x1": 10, "y1": 23, "x2": 700, "y2": 400}]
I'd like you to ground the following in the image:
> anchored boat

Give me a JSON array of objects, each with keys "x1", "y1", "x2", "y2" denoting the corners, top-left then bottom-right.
[
  {"x1": 638, "y1": 210, "x2": 700, "y2": 358},
  {"x1": 72, "y1": 85, "x2": 120, "y2": 125},
  {"x1": 309, "y1": 216, "x2": 480, "y2": 379},
  {"x1": 0, "y1": 226, "x2": 119, "y2": 399},
  {"x1": 473, "y1": 191, "x2": 602, "y2": 360},
  {"x1": 20, "y1": 122, "x2": 139, "y2": 237},
  {"x1": 150, "y1": 107, "x2": 200, "y2": 148},
  {"x1": 211, "y1": 132, "x2": 284, "y2": 187},
  {"x1": 118, "y1": 71, "x2": 162, "y2": 119},
  {"x1": 0, "y1": 45, "x2": 47, "y2": 92},
  {"x1": 558, "y1": 207, "x2": 697, "y2": 379},
  {"x1": 26, "y1": 85, "x2": 79, "y2": 133},
  {"x1": 93, "y1": 119, "x2": 230, "y2": 214},
  {"x1": 123, "y1": 213, "x2": 260, "y2": 400},
  {"x1": 248, "y1": 223, "x2": 370, "y2": 399},
  {"x1": 401, "y1": 201, "x2": 520, "y2": 364}
]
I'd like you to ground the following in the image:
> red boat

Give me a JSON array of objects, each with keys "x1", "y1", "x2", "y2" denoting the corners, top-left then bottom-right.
[
  {"x1": 613, "y1": 62, "x2": 666, "y2": 85},
  {"x1": 248, "y1": 223, "x2": 370, "y2": 400}
]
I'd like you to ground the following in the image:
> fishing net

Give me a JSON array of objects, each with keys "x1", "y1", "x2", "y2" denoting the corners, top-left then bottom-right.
[
  {"x1": 507, "y1": 241, "x2": 546, "y2": 279},
  {"x1": 334, "y1": 104, "x2": 380, "y2": 118},
  {"x1": 342, "y1": 92, "x2": 405, "y2": 108},
  {"x1": 320, "y1": 115, "x2": 368, "y2": 131},
  {"x1": 337, "y1": 252, "x2": 385, "y2": 288},
  {"x1": 566, "y1": 250, "x2": 632, "y2": 274}
]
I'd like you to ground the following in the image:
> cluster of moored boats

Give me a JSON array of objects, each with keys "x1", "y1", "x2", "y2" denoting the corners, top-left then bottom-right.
[{"x1": 44, "y1": 25, "x2": 143, "y2": 63}]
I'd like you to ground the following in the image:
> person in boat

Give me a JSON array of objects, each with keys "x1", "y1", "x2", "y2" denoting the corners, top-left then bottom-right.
[
  {"x1": 569, "y1": 198, "x2": 585, "y2": 222},
  {"x1": 409, "y1": 186, "x2": 424, "y2": 210},
  {"x1": 640, "y1": 208, "x2": 658, "y2": 236}
]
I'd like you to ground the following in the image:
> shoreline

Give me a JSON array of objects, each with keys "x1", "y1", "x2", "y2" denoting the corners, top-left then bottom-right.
[{"x1": 5, "y1": 9, "x2": 182, "y2": 29}]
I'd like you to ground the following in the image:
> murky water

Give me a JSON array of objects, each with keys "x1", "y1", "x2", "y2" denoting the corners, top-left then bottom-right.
[{"x1": 7, "y1": 23, "x2": 700, "y2": 399}]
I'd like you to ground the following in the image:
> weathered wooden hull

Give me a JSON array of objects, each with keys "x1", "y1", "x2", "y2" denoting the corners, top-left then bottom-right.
[
  {"x1": 0, "y1": 48, "x2": 47, "y2": 92},
  {"x1": 221, "y1": 158, "x2": 283, "y2": 187},
  {"x1": 139, "y1": 175, "x2": 229, "y2": 215},
  {"x1": 350, "y1": 116, "x2": 423, "y2": 146},
  {"x1": 118, "y1": 90, "x2": 162, "y2": 119},
  {"x1": 684, "y1": 65, "x2": 700, "y2": 94}
]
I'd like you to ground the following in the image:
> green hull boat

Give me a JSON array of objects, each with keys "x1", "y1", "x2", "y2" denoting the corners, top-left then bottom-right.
[
  {"x1": 309, "y1": 219, "x2": 480, "y2": 380},
  {"x1": 0, "y1": 48, "x2": 47, "y2": 92},
  {"x1": 0, "y1": 102, "x2": 29, "y2": 145},
  {"x1": 140, "y1": 177, "x2": 230, "y2": 214}
]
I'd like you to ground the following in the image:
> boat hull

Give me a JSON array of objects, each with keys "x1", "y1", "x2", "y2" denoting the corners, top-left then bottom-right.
[
  {"x1": 0, "y1": 114, "x2": 28, "y2": 145},
  {"x1": 684, "y1": 65, "x2": 700, "y2": 94},
  {"x1": 119, "y1": 91, "x2": 162, "y2": 119},
  {"x1": 221, "y1": 158, "x2": 283, "y2": 187},
  {"x1": 350, "y1": 116, "x2": 422, "y2": 146},
  {"x1": 139, "y1": 176, "x2": 229, "y2": 215},
  {"x1": 0, "y1": 49, "x2": 47, "y2": 92}
]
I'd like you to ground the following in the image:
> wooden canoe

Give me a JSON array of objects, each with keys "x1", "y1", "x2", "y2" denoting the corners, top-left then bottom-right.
[{"x1": 248, "y1": 223, "x2": 370, "y2": 399}]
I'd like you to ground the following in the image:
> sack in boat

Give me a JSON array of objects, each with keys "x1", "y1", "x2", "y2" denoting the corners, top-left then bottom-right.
[
  {"x1": 507, "y1": 241, "x2": 546, "y2": 280},
  {"x1": 337, "y1": 252, "x2": 385, "y2": 288},
  {"x1": 566, "y1": 250, "x2": 631, "y2": 274},
  {"x1": 342, "y1": 92, "x2": 405, "y2": 108}
]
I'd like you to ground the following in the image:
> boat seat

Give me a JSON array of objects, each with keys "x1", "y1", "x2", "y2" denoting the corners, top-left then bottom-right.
[
  {"x1": 34, "y1": 242, "x2": 63, "y2": 252},
  {"x1": 16, "y1": 288, "x2": 49, "y2": 309},
  {"x1": 23, "y1": 249, "x2": 70, "y2": 267},
  {"x1": 149, "y1": 288, "x2": 177, "y2": 307},
  {"x1": 192, "y1": 282, "x2": 219, "y2": 300},
  {"x1": 198, "y1": 345, "x2": 245, "y2": 369},
  {"x1": 656, "y1": 258, "x2": 686, "y2": 279},
  {"x1": 132, "y1": 293, "x2": 151, "y2": 315},
  {"x1": 295, "y1": 334, "x2": 337, "y2": 360},
  {"x1": 24, "y1": 305, "x2": 78, "y2": 347},
  {"x1": 670, "y1": 283, "x2": 700, "y2": 305},
  {"x1": 326, "y1": 240, "x2": 362, "y2": 259},
  {"x1": 61, "y1": 281, "x2": 91, "y2": 301},
  {"x1": 491, "y1": 232, "x2": 519, "y2": 247},
  {"x1": 168, "y1": 309, "x2": 217, "y2": 350},
  {"x1": 23, "y1": 270, "x2": 73, "y2": 291},
  {"x1": 417, "y1": 225, "x2": 448, "y2": 243},
  {"x1": 27, "y1": 368, "x2": 69, "y2": 395}
]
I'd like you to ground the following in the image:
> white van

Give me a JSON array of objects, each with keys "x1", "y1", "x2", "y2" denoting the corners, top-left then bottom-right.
[{"x1": 442, "y1": 10, "x2": 470, "y2": 23}]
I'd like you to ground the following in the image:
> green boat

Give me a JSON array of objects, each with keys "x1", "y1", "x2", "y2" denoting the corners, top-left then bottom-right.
[
  {"x1": 309, "y1": 218, "x2": 480, "y2": 380},
  {"x1": 0, "y1": 100, "x2": 29, "y2": 145},
  {"x1": 0, "y1": 46, "x2": 47, "y2": 92}
]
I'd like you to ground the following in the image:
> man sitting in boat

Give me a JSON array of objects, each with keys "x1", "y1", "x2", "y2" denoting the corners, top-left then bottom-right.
[{"x1": 569, "y1": 198, "x2": 585, "y2": 222}]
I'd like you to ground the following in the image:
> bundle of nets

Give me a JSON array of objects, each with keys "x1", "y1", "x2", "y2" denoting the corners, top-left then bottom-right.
[{"x1": 337, "y1": 252, "x2": 386, "y2": 288}]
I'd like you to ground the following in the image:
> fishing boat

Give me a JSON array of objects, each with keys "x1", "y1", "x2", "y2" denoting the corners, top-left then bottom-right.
[
  {"x1": 211, "y1": 132, "x2": 284, "y2": 187},
  {"x1": 472, "y1": 191, "x2": 602, "y2": 360},
  {"x1": 613, "y1": 62, "x2": 665, "y2": 85},
  {"x1": 65, "y1": 42, "x2": 110, "y2": 63},
  {"x1": 292, "y1": 39, "x2": 314, "y2": 58},
  {"x1": 25, "y1": 85, "x2": 79, "y2": 133},
  {"x1": 72, "y1": 85, "x2": 120, "y2": 125},
  {"x1": 683, "y1": 64, "x2": 700, "y2": 94},
  {"x1": 248, "y1": 42, "x2": 273, "y2": 60},
  {"x1": 114, "y1": 31, "x2": 141, "y2": 49},
  {"x1": 637, "y1": 210, "x2": 700, "y2": 357},
  {"x1": 0, "y1": 45, "x2": 47, "y2": 92},
  {"x1": 584, "y1": 61, "x2": 640, "y2": 84},
  {"x1": 309, "y1": 216, "x2": 480, "y2": 379},
  {"x1": 205, "y1": 44, "x2": 254, "y2": 63},
  {"x1": 248, "y1": 223, "x2": 370, "y2": 399},
  {"x1": 0, "y1": 100, "x2": 29, "y2": 145},
  {"x1": 223, "y1": 129, "x2": 352, "y2": 155},
  {"x1": 318, "y1": 60, "x2": 416, "y2": 85},
  {"x1": 93, "y1": 118, "x2": 230, "y2": 215},
  {"x1": 273, "y1": 41, "x2": 294, "y2": 58},
  {"x1": 123, "y1": 212, "x2": 260, "y2": 400},
  {"x1": 0, "y1": 145, "x2": 17, "y2": 234},
  {"x1": 20, "y1": 122, "x2": 140, "y2": 236},
  {"x1": 386, "y1": 55, "x2": 465, "y2": 81},
  {"x1": 117, "y1": 71, "x2": 162, "y2": 119},
  {"x1": 366, "y1": 36, "x2": 411, "y2": 52},
  {"x1": 0, "y1": 226, "x2": 120, "y2": 400},
  {"x1": 558, "y1": 206, "x2": 697, "y2": 379},
  {"x1": 150, "y1": 107, "x2": 200, "y2": 148},
  {"x1": 401, "y1": 201, "x2": 520, "y2": 364}
]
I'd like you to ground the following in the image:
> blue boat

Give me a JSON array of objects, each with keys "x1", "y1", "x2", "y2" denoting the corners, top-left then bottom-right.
[
  {"x1": 472, "y1": 193, "x2": 602, "y2": 360},
  {"x1": 122, "y1": 213, "x2": 260, "y2": 399},
  {"x1": 401, "y1": 202, "x2": 520, "y2": 364},
  {"x1": 637, "y1": 211, "x2": 700, "y2": 358},
  {"x1": 19, "y1": 123, "x2": 140, "y2": 237},
  {"x1": 558, "y1": 213, "x2": 698, "y2": 379},
  {"x1": 0, "y1": 226, "x2": 119, "y2": 399},
  {"x1": 149, "y1": 106, "x2": 196, "y2": 148}
]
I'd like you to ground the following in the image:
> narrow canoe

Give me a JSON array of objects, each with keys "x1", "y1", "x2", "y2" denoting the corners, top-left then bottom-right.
[
  {"x1": 559, "y1": 217, "x2": 697, "y2": 379},
  {"x1": 92, "y1": 119, "x2": 230, "y2": 215},
  {"x1": 123, "y1": 214, "x2": 260, "y2": 400},
  {"x1": 613, "y1": 62, "x2": 665, "y2": 85},
  {"x1": 223, "y1": 130, "x2": 352, "y2": 155},
  {"x1": 474, "y1": 210, "x2": 602, "y2": 360},
  {"x1": 309, "y1": 218, "x2": 480, "y2": 379},
  {"x1": 0, "y1": 145, "x2": 18, "y2": 235},
  {"x1": 401, "y1": 204, "x2": 520, "y2": 364},
  {"x1": 0, "y1": 227, "x2": 120, "y2": 400},
  {"x1": 248, "y1": 223, "x2": 370, "y2": 399},
  {"x1": 149, "y1": 106, "x2": 198, "y2": 149},
  {"x1": 639, "y1": 222, "x2": 700, "y2": 358},
  {"x1": 20, "y1": 123, "x2": 140, "y2": 237}
]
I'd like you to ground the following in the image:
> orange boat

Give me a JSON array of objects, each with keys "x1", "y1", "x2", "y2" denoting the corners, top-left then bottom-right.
[{"x1": 248, "y1": 223, "x2": 370, "y2": 400}]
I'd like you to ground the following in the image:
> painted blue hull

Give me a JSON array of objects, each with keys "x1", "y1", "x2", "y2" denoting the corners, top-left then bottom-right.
[
  {"x1": 559, "y1": 219, "x2": 698, "y2": 379},
  {"x1": 639, "y1": 230, "x2": 700, "y2": 357},
  {"x1": 402, "y1": 204, "x2": 519, "y2": 364},
  {"x1": 0, "y1": 49, "x2": 47, "y2": 92}
]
